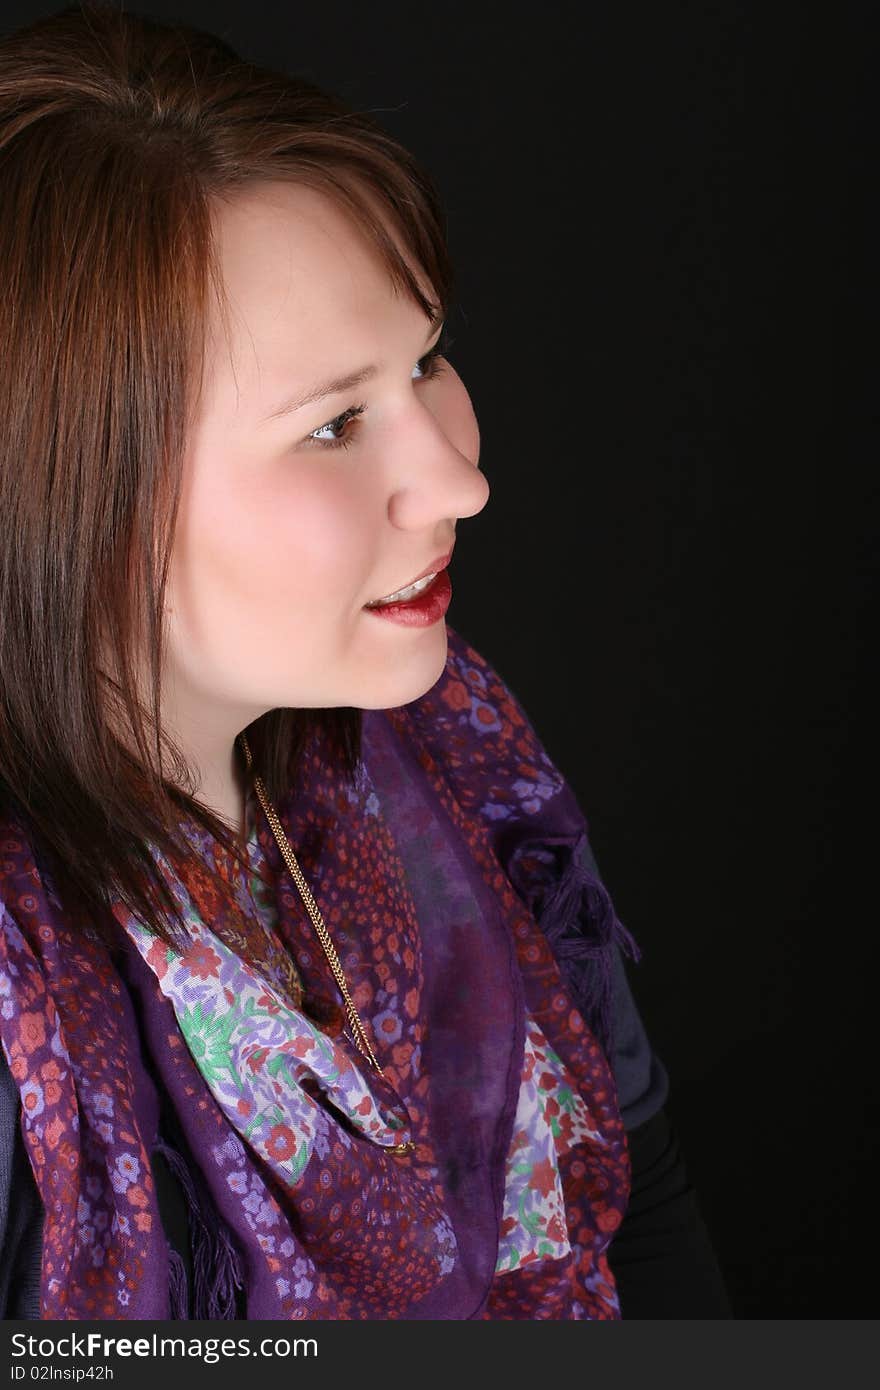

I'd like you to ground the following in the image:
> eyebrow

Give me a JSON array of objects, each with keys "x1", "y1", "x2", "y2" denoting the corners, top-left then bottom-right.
[{"x1": 261, "y1": 319, "x2": 444, "y2": 424}]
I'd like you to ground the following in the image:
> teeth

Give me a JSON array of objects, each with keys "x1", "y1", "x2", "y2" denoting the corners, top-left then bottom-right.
[{"x1": 368, "y1": 571, "x2": 437, "y2": 607}]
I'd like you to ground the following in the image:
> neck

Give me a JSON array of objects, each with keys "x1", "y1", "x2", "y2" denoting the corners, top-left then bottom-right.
[{"x1": 201, "y1": 740, "x2": 250, "y2": 846}]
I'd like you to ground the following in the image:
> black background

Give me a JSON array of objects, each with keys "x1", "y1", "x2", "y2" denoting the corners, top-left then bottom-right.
[{"x1": 11, "y1": 0, "x2": 876, "y2": 1318}]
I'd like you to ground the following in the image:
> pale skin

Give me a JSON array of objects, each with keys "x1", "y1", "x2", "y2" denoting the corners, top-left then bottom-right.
[{"x1": 160, "y1": 180, "x2": 489, "y2": 843}]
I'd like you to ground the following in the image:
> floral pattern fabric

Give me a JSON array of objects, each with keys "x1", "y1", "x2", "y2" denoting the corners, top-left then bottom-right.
[
  {"x1": 119, "y1": 847, "x2": 611, "y2": 1282},
  {"x1": 496, "y1": 1015, "x2": 605, "y2": 1273},
  {"x1": 0, "y1": 620, "x2": 635, "y2": 1318}
]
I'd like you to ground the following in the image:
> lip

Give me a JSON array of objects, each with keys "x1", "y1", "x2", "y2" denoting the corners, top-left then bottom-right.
[
  {"x1": 368, "y1": 548, "x2": 454, "y2": 604},
  {"x1": 363, "y1": 568, "x2": 452, "y2": 626}
]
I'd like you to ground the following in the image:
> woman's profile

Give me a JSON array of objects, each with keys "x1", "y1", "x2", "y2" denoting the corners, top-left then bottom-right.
[{"x1": 0, "y1": 1, "x2": 730, "y2": 1320}]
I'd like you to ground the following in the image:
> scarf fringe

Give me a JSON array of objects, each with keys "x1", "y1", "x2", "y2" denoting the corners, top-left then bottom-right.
[
  {"x1": 166, "y1": 1245, "x2": 188, "y2": 1319},
  {"x1": 535, "y1": 835, "x2": 642, "y2": 1061},
  {"x1": 153, "y1": 1134, "x2": 245, "y2": 1319}
]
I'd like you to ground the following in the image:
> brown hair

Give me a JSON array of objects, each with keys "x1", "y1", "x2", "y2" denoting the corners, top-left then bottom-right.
[{"x1": 0, "y1": 1, "x2": 454, "y2": 959}]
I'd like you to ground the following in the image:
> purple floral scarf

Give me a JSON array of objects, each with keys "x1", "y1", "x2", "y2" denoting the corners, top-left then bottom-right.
[{"x1": 0, "y1": 622, "x2": 639, "y2": 1318}]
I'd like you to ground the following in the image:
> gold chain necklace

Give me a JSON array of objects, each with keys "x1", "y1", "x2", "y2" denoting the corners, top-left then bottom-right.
[
  {"x1": 238, "y1": 733, "x2": 415, "y2": 1158},
  {"x1": 237, "y1": 731, "x2": 385, "y2": 1076}
]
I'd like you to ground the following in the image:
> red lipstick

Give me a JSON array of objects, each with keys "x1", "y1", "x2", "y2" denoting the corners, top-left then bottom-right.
[
  {"x1": 363, "y1": 552, "x2": 454, "y2": 627},
  {"x1": 363, "y1": 569, "x2": 452, "y2": 627}
]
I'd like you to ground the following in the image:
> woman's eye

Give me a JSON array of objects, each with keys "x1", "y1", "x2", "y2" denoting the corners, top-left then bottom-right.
[
  {"x1": 413, "y1": 327, "x2": 455, "y2": 382},
  {"x1": 305, "y1": 330, "x2": 455, "y2": 452},
  {"x1": 306, "y1": 402, "x2": 368, "y2": 452}
]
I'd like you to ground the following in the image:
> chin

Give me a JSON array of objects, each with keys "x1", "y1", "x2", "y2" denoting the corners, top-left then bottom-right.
[{"x1": 356, "y1": 623, "x2": 449, "y2": 710}]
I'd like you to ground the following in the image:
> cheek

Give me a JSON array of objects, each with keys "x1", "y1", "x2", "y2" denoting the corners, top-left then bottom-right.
[{"x1": 170, "y1": 457, "x2": 372, "y2": 633}]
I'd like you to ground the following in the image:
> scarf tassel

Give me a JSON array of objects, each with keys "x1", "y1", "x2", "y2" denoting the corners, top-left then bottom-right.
[
  {"x1": 166, "y1": 1246, "x2": 188, "y2": 1319},
  {"x1": 153, "y1": 1134, "x2": 245, "y2": 1319},
  {"x1": 534, "y1": 838, "x2": 642, "y2": 1061}
]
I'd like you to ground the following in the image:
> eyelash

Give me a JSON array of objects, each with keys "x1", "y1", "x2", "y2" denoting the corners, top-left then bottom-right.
[{"x1": 304, "y1": 332, "x2": 455, "y2": 452}]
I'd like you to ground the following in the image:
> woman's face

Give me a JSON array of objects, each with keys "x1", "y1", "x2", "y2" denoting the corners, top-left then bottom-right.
[{"x1": 164, "y1": 180, "x2": 488, "y2": 734}]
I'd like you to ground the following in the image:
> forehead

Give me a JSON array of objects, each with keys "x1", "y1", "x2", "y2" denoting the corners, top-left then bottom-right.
[{"x1": 203, "y1": 180, "x2": 431, "y2": 393}]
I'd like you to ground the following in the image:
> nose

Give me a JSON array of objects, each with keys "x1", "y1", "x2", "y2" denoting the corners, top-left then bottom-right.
[{"x1": 389, "y1": 413, "x2": 489, "y2": 531}]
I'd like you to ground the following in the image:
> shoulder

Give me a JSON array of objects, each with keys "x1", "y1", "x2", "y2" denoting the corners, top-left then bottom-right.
[
  {"x1": 0, "y1": 1044, "x2": 43, "y2": 1317},
  {"x1": 0, "y1": 822, "x2": 47, "y2": 1316},
  {"x1": 574, "y1": 838, "x2": 670, "y2": 1130}
]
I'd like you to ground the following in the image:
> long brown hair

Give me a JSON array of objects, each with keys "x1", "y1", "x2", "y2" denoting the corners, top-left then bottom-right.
[{"x1": 0, "y1": 2, "x2": 454, "y2": 958}]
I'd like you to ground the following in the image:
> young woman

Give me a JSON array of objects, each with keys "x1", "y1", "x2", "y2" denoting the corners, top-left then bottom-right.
[{"x1": 0, "y1": 2, "x2": 730, "y2": 1320}]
